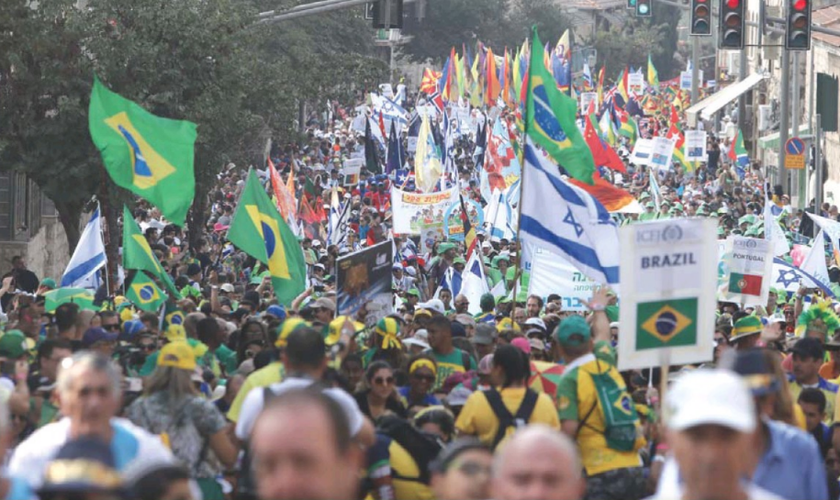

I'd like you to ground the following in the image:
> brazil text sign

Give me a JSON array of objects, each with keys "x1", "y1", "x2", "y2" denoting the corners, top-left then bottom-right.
[{"x1": 618, "y1": 219, "x2": 717, "y2": 371}]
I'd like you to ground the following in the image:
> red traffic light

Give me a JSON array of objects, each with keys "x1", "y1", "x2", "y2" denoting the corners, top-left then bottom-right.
[
  {"x1": 793, "y1": 0, "x2": 807, "y2": 10},
  {"x1": 727, "y1": 0, "x2": 740, "y2": 8}
]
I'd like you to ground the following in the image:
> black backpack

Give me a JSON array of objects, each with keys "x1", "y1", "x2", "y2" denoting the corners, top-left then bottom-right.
[
  {"x1": 483, "y1": 387, "x2": 539, "y2": 449},
  {"x1": 377, "y1": 415, "x2": 442, "y2": 485}
]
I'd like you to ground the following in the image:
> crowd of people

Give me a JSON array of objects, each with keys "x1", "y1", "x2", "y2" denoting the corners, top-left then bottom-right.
[{"x1": 0, "y1": 61, "x2": 837, "y2": 500}]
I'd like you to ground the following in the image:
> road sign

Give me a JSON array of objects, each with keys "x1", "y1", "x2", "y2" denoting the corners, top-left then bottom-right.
[{"x1": 785, "y1": 137, "x2": 806, "y2": 170}]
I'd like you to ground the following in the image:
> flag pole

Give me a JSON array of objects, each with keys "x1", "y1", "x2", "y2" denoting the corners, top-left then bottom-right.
[{"x1": 98, "y1": 167, "x2": 118, "y2": 298}]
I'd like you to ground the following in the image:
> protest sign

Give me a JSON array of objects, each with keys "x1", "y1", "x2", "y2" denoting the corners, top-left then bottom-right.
[
  {"x1": 391, "y1": 186, "x2": 459, "y2": 235},
  {"x1": 721, "y1": 236, "x2": 773, "y2": 305},
  {"x1": 650, "y1": 137, "x2": 676, "y2": 170},
  {"x1": 419, "y1": 224, "x2": 446, "y2": 254},
  {"x1": 630, "y1": 138, "x2": 655, "y2": 166},
  {"x1": 336, "y1": 241, "x2": 393, "y2": 328},
  {"x1": 443, "y1": 197, "x2": 484, "y2": 241},
  {"x1": 684, "y1": 130, "x2": 707, "y2": 162},
  {"x1": 579, "y1": 92, "x2": 597, "y2": 115},
  {"x1": 628, "y1": 72, "x2": 644, "y2": 96},
  {"x1": 618, "y1": 219, "x2": 717, "y2": 371},
  {"x1": 528, "y1": 249, "x2": 597, "y2": 311},
  {"x1": 342, "y1": 159, "x2": 362, "y2": 186}
]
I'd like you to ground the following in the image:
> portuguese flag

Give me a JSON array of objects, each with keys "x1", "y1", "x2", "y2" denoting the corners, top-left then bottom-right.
[{"x1": 728, "y1": 272, "x2": 763, "y2": 296}]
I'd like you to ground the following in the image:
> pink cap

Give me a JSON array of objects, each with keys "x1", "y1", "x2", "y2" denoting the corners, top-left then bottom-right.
[{"x1": 511, "y1": 337, "x2": 531, "y2": 354}]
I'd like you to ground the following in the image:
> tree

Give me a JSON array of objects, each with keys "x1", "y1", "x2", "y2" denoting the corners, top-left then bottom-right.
[{"x1": 586, "y1": 19, "x2": 670, "y2": 83}]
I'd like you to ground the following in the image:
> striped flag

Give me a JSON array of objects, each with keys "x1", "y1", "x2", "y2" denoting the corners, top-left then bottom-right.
[{"x1": 460, "y1": 192, "x2": 477, "y2": 261}]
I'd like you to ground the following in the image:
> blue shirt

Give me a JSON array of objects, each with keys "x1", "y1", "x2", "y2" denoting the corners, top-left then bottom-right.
[
  {"x1": 397, "y1": 386, "x2": 440, "y2": 408},
  {"x1": 753, "y1": 419, "x2": 828, "y2": 500}
]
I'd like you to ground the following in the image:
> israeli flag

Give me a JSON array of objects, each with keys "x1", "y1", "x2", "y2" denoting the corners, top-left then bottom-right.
[
  {"x1": 521, "y1": 138, "x2": 620, "y2": 286},
  {"x1": 460, "y1": 252, "x2": 490, "y2": 315},
  {"x1": 61, "y1": 205, "x2": 107, "y2": 288}
]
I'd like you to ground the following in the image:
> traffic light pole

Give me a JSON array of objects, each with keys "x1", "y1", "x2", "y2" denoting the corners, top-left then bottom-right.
[
  {"x1": 792, "y1": 51, "x2": 804, "y2": 204},
  {"x1": 816, "y1": 113, "x2": 822, "y2": 211},
  {"x1": 779, "y1": 48, "x2": 790, "y2": 191},
  {"x1": 691, "y1": 37, "x2": 700, "y2": 105}
]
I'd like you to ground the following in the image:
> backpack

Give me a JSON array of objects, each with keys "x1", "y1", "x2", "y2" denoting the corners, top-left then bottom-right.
[
  {"x1": 578, "y1": 359, "x2": 640, "y2": 453},
  {"x1": 377, "y1": 415, "x2": 442, "y2": 485},
  {"x1": 483, "y1": 387, "x2": 539, "y2": 450}
]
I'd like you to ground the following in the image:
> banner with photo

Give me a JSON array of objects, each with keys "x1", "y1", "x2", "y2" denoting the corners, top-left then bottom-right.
[
  {"x1": 443, "y1": 197, "x2": 484, "y2": 241},
  {"x1": 336, "y1": 241, "x2": 394, "y2": 328},
  {"x1": 391, "y1": 186, "x2": 459, "y2": 235}
]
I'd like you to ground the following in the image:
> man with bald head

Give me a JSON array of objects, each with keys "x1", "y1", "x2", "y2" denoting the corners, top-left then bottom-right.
[{"x1": 492, "y1": 424, "x2": 585, "y2": 500}]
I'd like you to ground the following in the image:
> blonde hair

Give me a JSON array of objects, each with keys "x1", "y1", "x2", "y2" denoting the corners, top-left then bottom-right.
[{"x1": 144, "y1": 365, "x2": 197, "y2": 400}]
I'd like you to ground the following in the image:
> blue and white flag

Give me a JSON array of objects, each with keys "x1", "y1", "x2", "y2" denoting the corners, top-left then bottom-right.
[
  {"x1": 61, "y1": 204, "x2": 106, "y2": 288},
  {"x1": 461, "y1": 251, "x2": 489, "y2": 315},
  {"x1": 521, "y1": 138, "x2": 620, "y2": 286},
  {"x1": 772, "y1": 257, "x2": 835, "y2": 298},
  {"x1": 327, "y1": 190, "x2": 350, "y2": 247}
]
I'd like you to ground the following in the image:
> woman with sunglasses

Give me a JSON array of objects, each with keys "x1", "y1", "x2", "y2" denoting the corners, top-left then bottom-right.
[
  {"x1": 398, "y1": 355, "x2": 441, "y2": 416},
  {"x1": 354, "y1": 361, "x2": 407, "y2": 421}
]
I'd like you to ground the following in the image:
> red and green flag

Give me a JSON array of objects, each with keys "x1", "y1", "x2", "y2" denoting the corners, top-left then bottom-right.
[{"x1": 728, "y1": 272, "x2": 763, "y2": 296}]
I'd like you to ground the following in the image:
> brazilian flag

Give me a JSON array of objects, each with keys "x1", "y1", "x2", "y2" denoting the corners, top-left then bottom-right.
[
  {"x1": 636, "y1": 298, "x2": 698, "y2": 350},
  {"x1": 122, "y1": 205, "x2": 181, "y2": 300},
  {"x1": 164, "y1": 301, "x2": 185, "y2": 329},
  {"x1": 126, "y1": 271, "x2": 167, "y2": 312},
  {"x1": 227, "y1": 170, "x2": 306, "y2": 306},
  {"x1": 525, "y1": 28, "x2": 595, "y2": 185},
  {"x1": 89, "y1": 76, "x2": 197, "y2": 226}
]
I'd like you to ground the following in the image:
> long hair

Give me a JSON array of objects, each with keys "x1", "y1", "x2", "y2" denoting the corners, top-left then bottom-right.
[{"x1": 144, "y1": 365, "x2": 197, "y2": 400}]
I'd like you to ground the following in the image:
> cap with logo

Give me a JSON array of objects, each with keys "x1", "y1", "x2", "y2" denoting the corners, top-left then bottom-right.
[{"x1": 157, "y1": 341, "x2": 197, "y2": 371}]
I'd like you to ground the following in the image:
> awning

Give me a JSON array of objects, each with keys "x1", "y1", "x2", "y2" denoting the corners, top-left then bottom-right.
[
  {"x1": 758, "y1": 124, "x2": 811, "y2": 149},
  {"x1": 685, "y1": 73, "x2": 767, "y2": 128}
]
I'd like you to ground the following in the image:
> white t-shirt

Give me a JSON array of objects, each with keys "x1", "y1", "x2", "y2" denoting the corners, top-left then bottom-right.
[
  {"x1": 234, "y1": 377, "x2": 364, "y2": 441},
  {"x1": 654, "y1": 457, "x2": 785, "y2": 500},
  {"x1": 9, "y1": 417, "x2": 173, "y2": 490}
]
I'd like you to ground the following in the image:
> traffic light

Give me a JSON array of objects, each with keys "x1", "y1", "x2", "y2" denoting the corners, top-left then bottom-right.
[
  {"x1": 785, "y1": 0, "x2": 811, "y2": 50},
  {"x1": 719, "y1": 0, "x2": 745, "y2": 49},
  {"x1": 372, "y1": 0, "x2": 403, "y2": 29},
  {"x1": 626, "y1": 0, "x2": 637, "y2": 10},
  {"x1": 635, "y1": 0, "x2": 652, "y2": 16},
  {"x1": 690, "y1": 0, "x2": 712, "y2": 35}
]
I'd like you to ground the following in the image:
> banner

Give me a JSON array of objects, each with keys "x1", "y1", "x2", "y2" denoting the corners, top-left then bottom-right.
[
  {"x1": 528, "y1": 248, "x2": 597, "y2": 311},
  {"x1": 618, "y1": 219, "x2": 718, "y2": 371},
  {"x1": 419, "y1": 224, "x2": 446, "y2": 254},
  {"x1": 684, "y1": 130, "x2": 707, "y2": 162},
  {"x1": 391, "y1": 186, "x2": 459, "y2": 235},
  {"x1": 650, "y1": 137, "x2": 676, "y2": 170},
  {"x1": 443, "y1": 197, "x2": 484, "y2": 241},
  {"x1": 628, "y1": 72, "x2": 644, "y2": 96},
  {"x1": 630, "y1": 138, "x2": 655, "y2": 166},
  {"x1": 720, "y1": 236, "x2": 773, "y2": 305},
  {"x1": 336, "y1": 240, "x2": 394, "y2": 328},
  {"x1": 679, "y1": 70, "x2": 703, "y2": 90},
  {"x1": 579, "y1": 92, "x2": 597, "y2": 115}
]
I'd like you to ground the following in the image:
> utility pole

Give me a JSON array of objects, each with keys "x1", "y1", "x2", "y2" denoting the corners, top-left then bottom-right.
[
  {"x1": 778, "y1": 49, "x2": 790, "y2": 192},
  {"x1": 691, "y1": 37, "x2": 700, "y2": 105},
  {"x1": 792, "y1": 51, "x2": 802, "y2": 203},
  {"x1": 816, "y1": 114, "x2": 822, "y2": 211}
]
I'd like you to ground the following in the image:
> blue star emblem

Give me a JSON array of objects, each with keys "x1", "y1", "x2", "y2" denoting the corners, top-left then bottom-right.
[
  {"x1": 776, "y1": 269, "x2": 800, "y2": 288},
  {"x1": 564, "y1": 209, "x2": 584, "y2": 238}
]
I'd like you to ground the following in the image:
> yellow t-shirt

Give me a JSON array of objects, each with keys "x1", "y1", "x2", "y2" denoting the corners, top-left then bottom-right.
[
  {"x1": 556, "y1": 356, "x2": 644, "y2": 476},
  {"x1": 389, "y1": 440, "x2": 435, "y2": 500},
  {"x1": 788, "y1": 379, "x2": 837, "y2": 425},
  {"x1": 455, "y1": 387, "x2": 559, "y2": 448},
  {"x1": 227, "y1": 361, "x2": 284, "y2": 423}
]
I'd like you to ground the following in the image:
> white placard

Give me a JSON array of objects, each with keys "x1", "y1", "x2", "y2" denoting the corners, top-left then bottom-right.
[
  {"x1": 720, "y1": 236, "x2": 773, "y2": 306},
  {"x1": 684, "y1": 130, "x2": 707, "y2": 162},
  {"x1": 630, "y1": 138, "x2": 655, "y2": 166},
  {"x1": 618, "y1": 219, "x2": 718, "y2": 371},
  {"x1": 528, "y1": 249, "x2": 598, "y2": 312},
  {"x1": 650, "y1": 137, "x2": 676, "y2": 170},
  {"x1": 679, "y1": 70, "x2": 703, "y2": 90},
  {"x1": 390, "y1": 186, "x2": 459, "y2": 235},
  {"x1": 579, "y1": 92, "x2": 597, "y2": 115},
  {"x1": 628, "y1": 72, "x2": 644, "y2": 96}
]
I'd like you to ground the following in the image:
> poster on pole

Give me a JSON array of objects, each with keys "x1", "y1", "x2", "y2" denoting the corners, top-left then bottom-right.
[
  {"x1": 720, "y1": 236, "x2": 773, "y2": 306},
  {"x1": 391, "y1": 186, "x2": 459, "y2": 235},
  {"x1": 628, "y1": 72, "x2": 644, "y2": 96},
  {"x1": 629, "y1": 138, "x2": 655, "y2": 166},
  {"x1": 679, "y1": 70, "x2": 703, "y2": 90},
  {"x1": 684, "y1": 130, "x2": 707, "y2": 162},
  {"x1": 650, "y1": 137, "x2": 676, "y2": 170},
  {"x1": 579, "y1": 92, "x2": 597, "y2": 115},
  {"x1": 618, "y1": 219, "x2": 718, "y2": 371},
  {"x1": 341, "y1": 159, "x2": 362, "y2": 186},
  {"x1": 528, "y1": 248, "x2": 598, "y2": 312},
  {"x1": 336, "y1": 240, "x2": 393, "y2": 328}
]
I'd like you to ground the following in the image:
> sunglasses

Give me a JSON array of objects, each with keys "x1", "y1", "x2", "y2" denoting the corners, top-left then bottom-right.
[
  {"x1": 373, "y1": 376, "x2": 395, "y2": 386},
  {"x1": 451, "y1": 460, "x2": 491, "y2": 477},
  {"x1": 412, "y1": 373, "x2": 435, "y2": 383},
  {"x1": 138, "y1": 343, "x2": 156, "y2": 352},
  {"x1": 10, "y1": 413, "x2": 26, "y2": 422}
]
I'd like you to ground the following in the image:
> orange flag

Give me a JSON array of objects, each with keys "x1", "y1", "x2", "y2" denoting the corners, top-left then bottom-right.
[{"x1": 485, "y1": 48, "x2": 501, "y2": 107}]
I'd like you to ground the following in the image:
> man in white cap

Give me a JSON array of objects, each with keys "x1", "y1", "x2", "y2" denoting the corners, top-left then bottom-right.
[{"x1": 650, "y1": 369, "x2": 782, "y2": 500}]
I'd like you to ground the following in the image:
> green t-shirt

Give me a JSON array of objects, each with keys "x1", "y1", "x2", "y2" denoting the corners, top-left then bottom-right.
[
  {"x1": 215, "y1": 344, "x2": 238, "y2": 374},
  {"x1": 424, "y1": 348, "x2": 477, "y2": 391}
]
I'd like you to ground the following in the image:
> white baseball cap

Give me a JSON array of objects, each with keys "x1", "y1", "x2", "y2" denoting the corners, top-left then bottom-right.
[
  {"x1": 417, "y1": 299, "x2": 446, "y2": 316},
  {"x1": 667, "y1": 369, "x2": 755, "y2": 433}
]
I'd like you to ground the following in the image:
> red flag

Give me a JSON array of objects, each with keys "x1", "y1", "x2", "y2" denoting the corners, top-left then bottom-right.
[
  {"x1": 485, "y1": 48, "x2": 501, "y2": 106},
  {"x1": 420, "y1": 68, "x2": 442, "y2": 94},
  {"x1": 569, "y1": 171, "x2": 635, "y2": 212},
  {"x1": 667, "y1": 123, "x2": 685, "y2": 149},
  {"x1": 378, "y1": 111, "x2": 387, "y2": 142},
  {"x1": 583, "y1": 115, "x2": 626, "y2": 173}
]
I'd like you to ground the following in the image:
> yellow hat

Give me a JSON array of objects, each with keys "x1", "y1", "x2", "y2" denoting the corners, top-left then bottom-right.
[
  {"x1": 275, "y1": 318, "x2": 310, "y2": 347},
  {"x1": 496, "y1": 317, "x2": 521, "y2": 333},
  {"x1": 113, "y1": 296, "x2": 127, "y2": 306},
  {"x1": 119, "y1": 308, "x2": 135, "y2": 323},
  {"x1": 326, "y1": 316, "x2": 365, "y2": 347},
  {"x1": 165, "y1": 324, "x2": 187, "y2": 342},
  {"x1": 157, "y1": 341, "x2": 196, "y2": 371}
]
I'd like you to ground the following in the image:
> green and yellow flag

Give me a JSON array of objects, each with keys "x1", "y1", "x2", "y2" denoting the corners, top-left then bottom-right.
[
  {"x1": 122, "y1": 206, "x2": 181, "y2": 299},
  {"x1": 227, "y1": 170, "x2": 306, "y2": 306},
  {"x1": 647, "y1": 54, "x2": 659, "y2": 88},
  {"x1": 89, "y1": 77, "x2": 197, "y2": 226},
  {"x1": 636, "y1": 298, "x2": 698, "y2": 350},
  {"x1": 126, "y1": 271, "x2": 167, "y2": 312}
]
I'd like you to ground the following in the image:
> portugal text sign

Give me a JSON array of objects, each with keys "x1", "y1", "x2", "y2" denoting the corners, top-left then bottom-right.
[
  {"x1": 618, "y1": 219, "x2": 717, "y2": 371},
  {"x1": 720, "y1": 236, "x2": 773, "y2": 305}
]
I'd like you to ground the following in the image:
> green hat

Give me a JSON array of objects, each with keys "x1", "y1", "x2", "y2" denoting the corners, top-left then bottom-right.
[
  {"x1": 492, "y1": 255, "x2": 510, "y2": 266},
  {"x1": 731, "y1": 315, "x2": 762, "y2": 342},
  {"x1": 0, "y1": 330, "x2": 27, "y2": 359},
  {"x1": 452, "y1": 256, "x2": 467, "y2": 266},
  {"x1": 696, "y1": 208, "x2": 708, "y2": 216},
  {"x1": 480, "y1": 293, "x2": 495, "y2": 311},
  {"x1": 661, "y1": 200, "x2": 671, "y2": 207},
  {"x1": 640, "y1": 192, "x2": 651, "y2": 200},
  {"x1": 709, "y1": 212, "x2": 719, "y2": 218},
  {"x1": 438, "y1": 242, "x2": 457, "y2": 253},
  {"x1": 717, "y1": 227, "x2": 725, "y2": 236},
  {"x1": 674, "y1": 203, "x2": 684, "y2": 211},
  {"x1": 406, "y1": 288, "x2": 421, "y2": 298},
  {"x1": 554, "y1": 316, "x2": 592, "y2": 347},
  {"x1": 645, "y1": 201, "x2": 655, "y2": 209},
  {"x1": 39, "y1": 278, "x2": 56, "y2": 290}
]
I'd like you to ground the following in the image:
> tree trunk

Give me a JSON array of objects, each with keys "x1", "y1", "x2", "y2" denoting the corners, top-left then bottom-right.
[
  {"x1": 55, "y1": 200, "x2": 82, "y2": 255},
  {"x1": 188, "y1": 179, "x2": 208, "y2": 251}
]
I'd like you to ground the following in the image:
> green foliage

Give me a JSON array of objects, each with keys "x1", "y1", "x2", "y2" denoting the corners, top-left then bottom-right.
[
  {"x1": 650, "y1": 3, "x2": 681, "y2": 80},
  {"x1": 586, "y1": 19, "x2": 670, "y2": 83}
]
